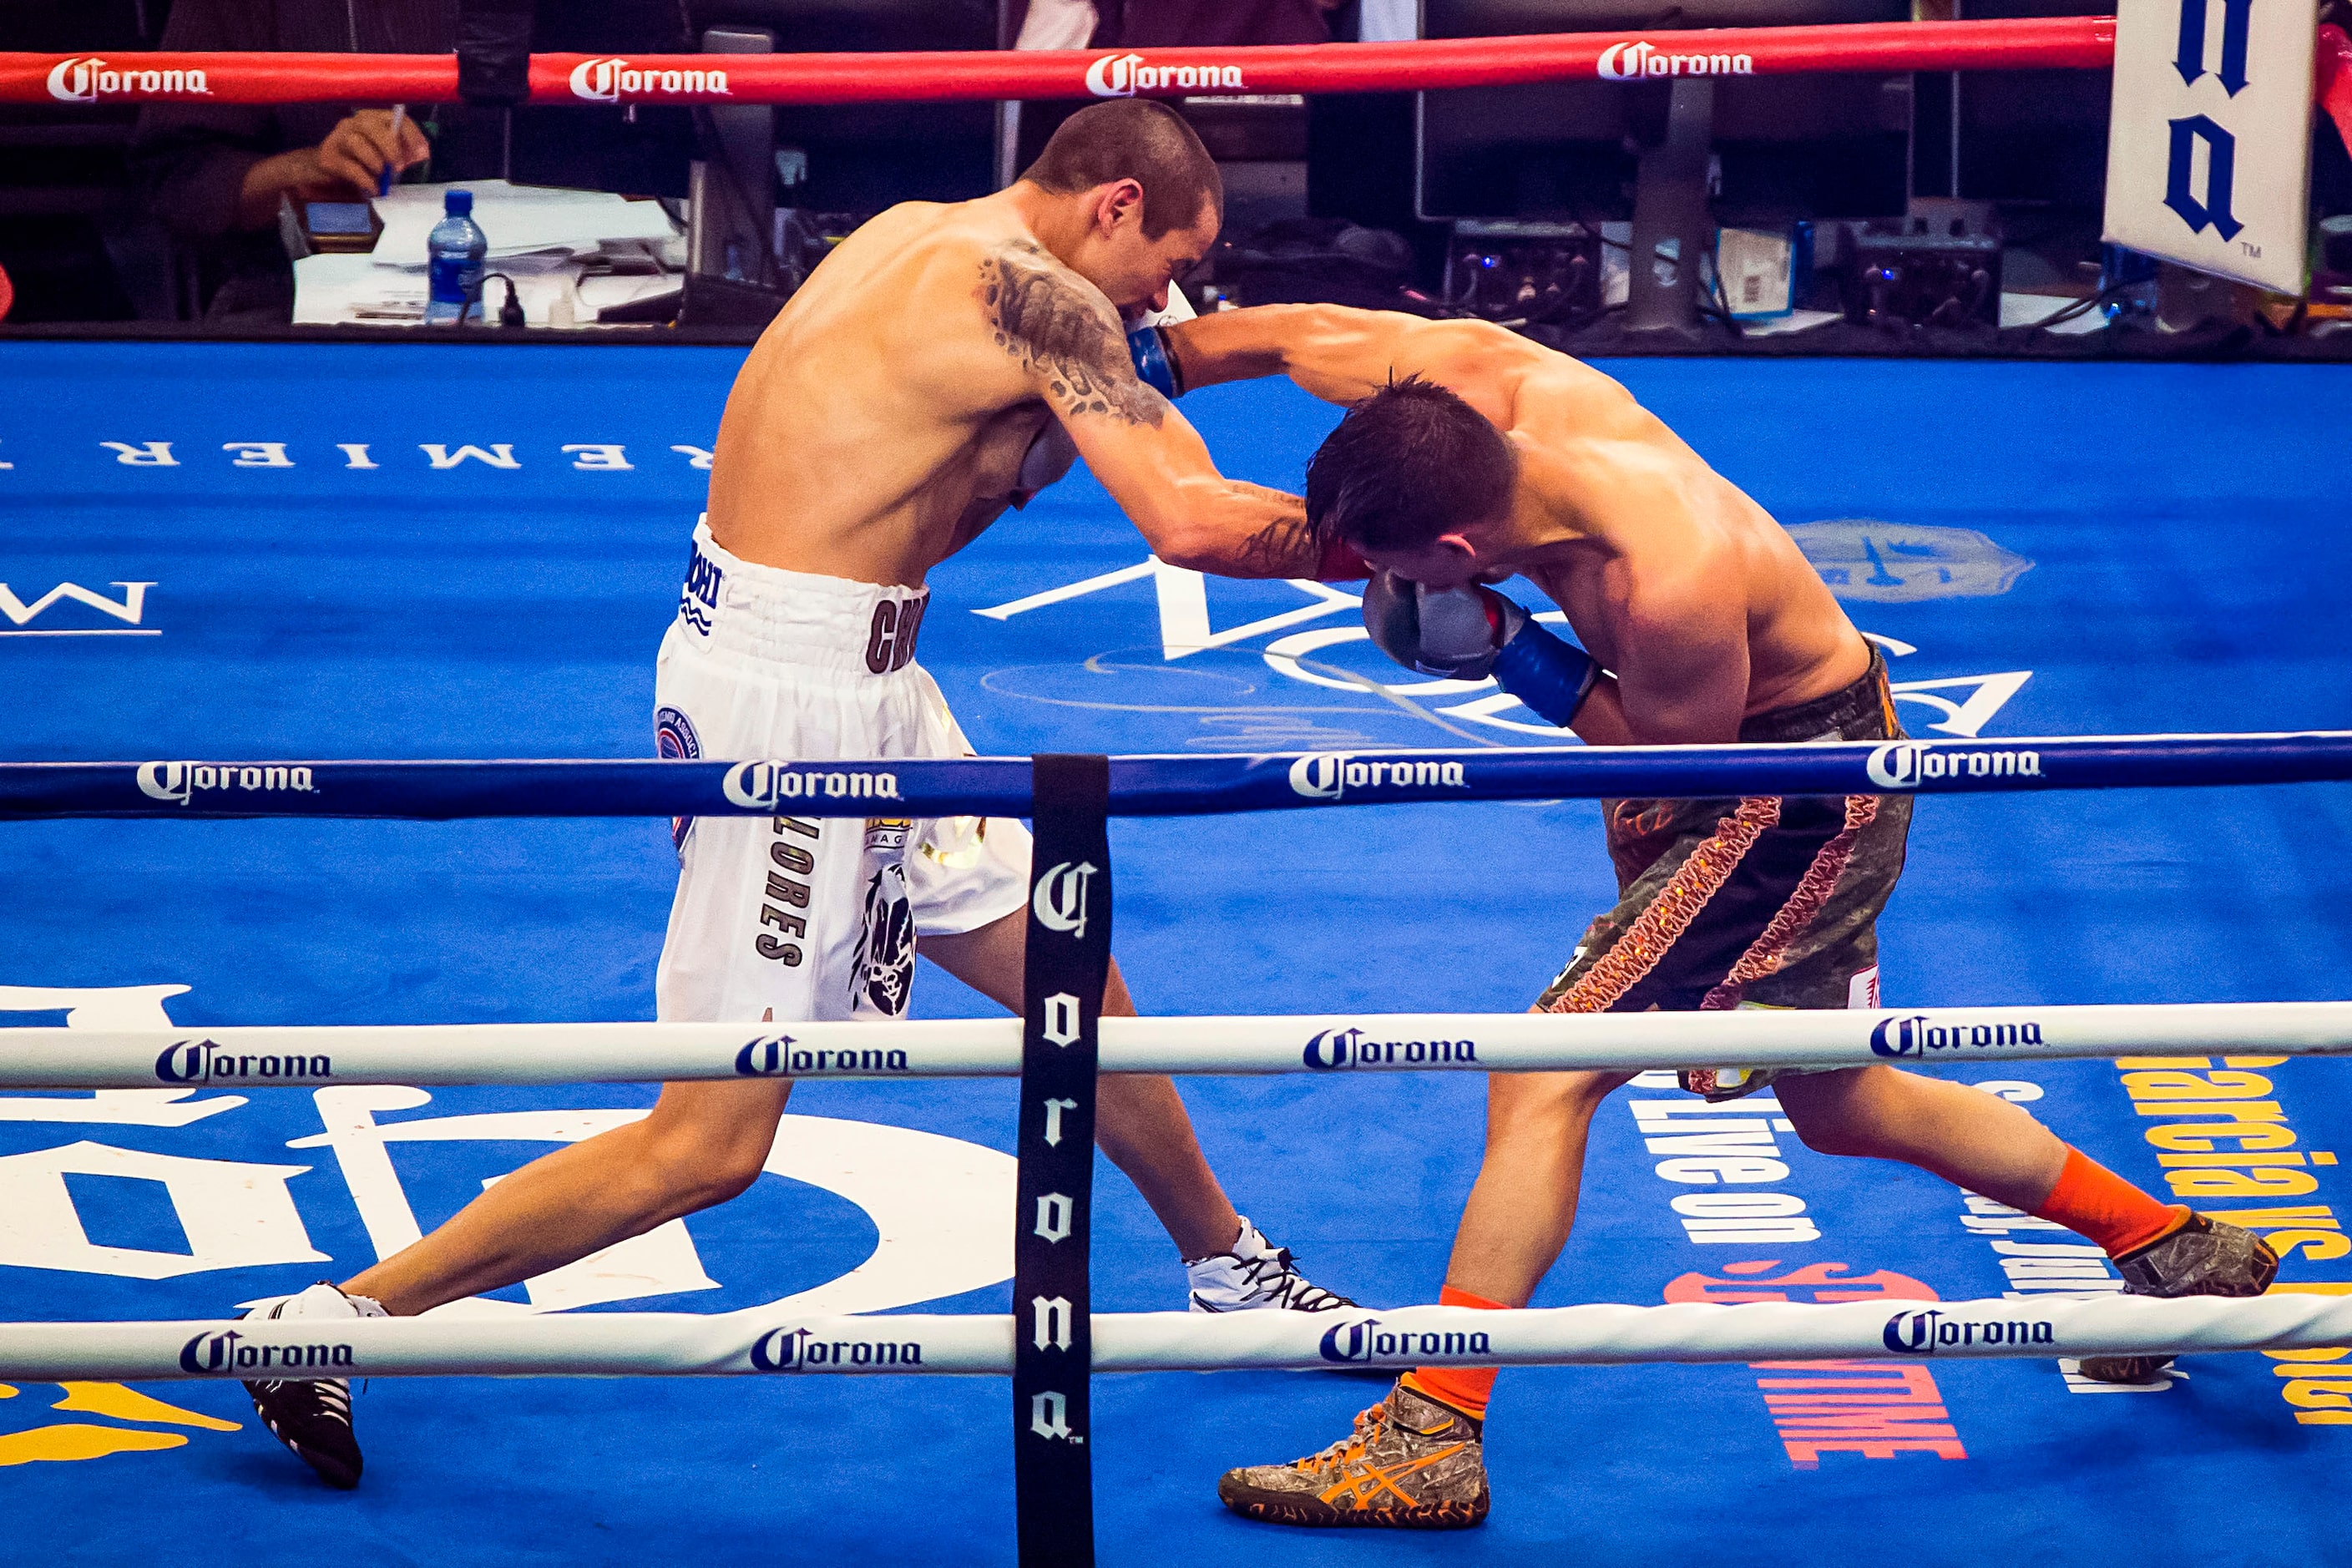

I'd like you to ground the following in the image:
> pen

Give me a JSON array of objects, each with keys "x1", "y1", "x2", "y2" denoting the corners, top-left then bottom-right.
[{"x1": 377, "y1": 104, "x2": 407, "y2": 198}]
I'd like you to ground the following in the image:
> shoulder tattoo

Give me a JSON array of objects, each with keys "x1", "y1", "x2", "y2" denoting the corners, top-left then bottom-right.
[{"x1": 980, "y1": 245, "x2": 1165, "y2": 428}]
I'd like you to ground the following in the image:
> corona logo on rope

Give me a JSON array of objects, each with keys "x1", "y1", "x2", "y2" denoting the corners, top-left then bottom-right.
[
  {"x1": 731, "y1": 1035, "x2": 795, "y2": 1076},
  {"x1": 721, "y1": 760, "x2": 900, "y2": 809},
  {"x1": 1864, "y1": 741, "x2": 2042, "y2": 789},
  {"x1": 154, "y1": 1038, "x2": 334, "y2": 1085},
  {"x1": 1286, "y1": 753, "x2": 1469, "y2": 802},
  {"x1": 1302, "y1": 1025, "x2": 1480, "y2": 1070},
  {"x1": 732, "y1": 1039, "x2": 911, "y2": 1075},
  {"x1": 1317, "y1": 1313, "x2": 1493, "y2": 1366},
  {"x1": 177, "y1": 1328, "x2": 354, "y2": 1374},
  {"x1": 1084, "y1": 52, "x2": 1247, "y2": 97},
  {"x1": 1596, "y1": 41, "x2": 1755, "y2": 80},
  {"x1": 47, "y1": 57, "x2": 210, "y2": 103},
  {"x1": 747, "y1": 1325, "x2": 925, "y2": 1372},
  {"x1": 1882, "y1": 1308, "x2": 2056, "y2": 1355},
  {"x1": 567, "y1": 58, "x2": 733, "y2": 103},
  {"x1": 1869, "y1": 1014, "x2": 2046, "y2": 1060},
  {"x1": 136, "y1": 761, "x2": 317, "y2": 804}
]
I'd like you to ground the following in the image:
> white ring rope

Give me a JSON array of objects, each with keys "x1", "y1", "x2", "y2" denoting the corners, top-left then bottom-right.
[
  {"x1": 8, "y1": 1293, "x2": 2352, "y2": 1383},
  {"x1": 7, "y1": 1000, "x2": 2349, "y2": 1090}
]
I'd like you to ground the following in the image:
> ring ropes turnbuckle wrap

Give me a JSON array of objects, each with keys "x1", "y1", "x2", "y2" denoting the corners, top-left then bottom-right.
[
  {"x1": 0, "y1": 19, "x2": 2121, "y2": 109},
  {"x1": 6, "y1": 731, "x2": 2352, "y2": 820},
  {"x1": 1014, "y1": 757, "x2": 1110, "y2": 1564}
]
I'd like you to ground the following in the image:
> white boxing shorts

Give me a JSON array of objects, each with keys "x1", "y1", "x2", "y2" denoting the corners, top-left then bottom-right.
[{"x1": 652, "y1": 518, "x2": 1029, "y2": 1024}]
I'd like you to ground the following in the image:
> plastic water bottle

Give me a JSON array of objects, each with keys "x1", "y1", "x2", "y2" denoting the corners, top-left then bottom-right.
[{"x1": 425, "y1": 189, "x2": 487, "y2": 326}]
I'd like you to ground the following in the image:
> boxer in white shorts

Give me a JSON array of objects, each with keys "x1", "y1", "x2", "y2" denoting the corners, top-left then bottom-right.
[
  {"x1": 652, "y1": 517, "x2": 1031, "y2": 1024},
  {"x1": 239, "y1": 99, "x2": 1375, "y2": 1492}
]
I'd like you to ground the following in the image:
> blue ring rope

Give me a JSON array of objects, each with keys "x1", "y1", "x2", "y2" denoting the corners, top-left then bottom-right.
[{"x1": 3, "y1": 732, "x2": 2349, "y2": 820}]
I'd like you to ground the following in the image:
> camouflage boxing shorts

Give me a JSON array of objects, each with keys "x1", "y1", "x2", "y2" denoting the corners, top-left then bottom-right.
[{"x1": 1535, "y1": 645, "x2": 1911, "y2": 1100}]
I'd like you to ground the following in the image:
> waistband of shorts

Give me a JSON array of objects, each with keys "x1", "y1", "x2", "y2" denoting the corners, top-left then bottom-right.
[
  {"x1": 675, "y1": 516, "x2": 929, "y2": 675},
  {"x1": 1737, "y1": 644, "x2": 1899, "y2": 743}
]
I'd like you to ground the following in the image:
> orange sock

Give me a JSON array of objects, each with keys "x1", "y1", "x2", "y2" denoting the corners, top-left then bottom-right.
[
  {"x1": 2031, "y1": 1147, "x2": 2190, "y2": 1257},
  {"x1": 1399, "y1": 1285, "x2": 1505, "y2": 1419}
]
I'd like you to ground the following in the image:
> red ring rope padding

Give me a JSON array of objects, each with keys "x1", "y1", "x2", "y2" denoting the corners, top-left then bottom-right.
[{"x1": 0, "y1": 18, "x2": 2114, "y2": 109}]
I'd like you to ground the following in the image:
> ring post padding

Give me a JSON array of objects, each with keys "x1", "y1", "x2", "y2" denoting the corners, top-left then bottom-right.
[{"x1": 1014, "y1": 756, "x2": 1110, "y2": 1568}]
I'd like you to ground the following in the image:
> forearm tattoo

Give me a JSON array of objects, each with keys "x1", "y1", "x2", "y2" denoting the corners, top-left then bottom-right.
[
  {"x1": 1233, "y1": 503, "x2": 1318, "y2": 577},
  {"x1": 981, "y1": 245, "x2": 1166, "y2": 427}
]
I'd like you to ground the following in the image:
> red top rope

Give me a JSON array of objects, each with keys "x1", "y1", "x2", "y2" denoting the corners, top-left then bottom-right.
[
  {"x1": 2, "y1": 18, "x2": 2115, "y2": 109},
  {"x1": 2319, "y1": 23, "x2": 2352, "y2": 158}
]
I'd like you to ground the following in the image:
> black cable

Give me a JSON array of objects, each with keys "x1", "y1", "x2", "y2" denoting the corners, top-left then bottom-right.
[
  {"x1": 476, "y1": 272, "x2": 526, "y2": 328},
  {"x1": 1703, "y1": 257, "x2": 1747, "y2": 339},
  {"x1": 2029, "y1": 276, "x2": 2142, "y2": 331}
]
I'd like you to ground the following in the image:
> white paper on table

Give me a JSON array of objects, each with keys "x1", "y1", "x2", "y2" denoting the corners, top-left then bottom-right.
[
  {"x1": 371, "y1": 179, "x2": 679, "y2": 266},
  {"x1": 296, "y1": 250, "x2": 677, "y2": 327},
  {"x1": 292, "y1": 253, "x2": 427, "y2": 325},
  {"x1": 576, "y1": 273, "x2": 684, "y2": 320},
  {"x1": 1737, "y1": 308, "x2": 1844, "y2": 338},
  {"x1": 1999, "y1": 291, "x2": 2111, "y2": 335}
]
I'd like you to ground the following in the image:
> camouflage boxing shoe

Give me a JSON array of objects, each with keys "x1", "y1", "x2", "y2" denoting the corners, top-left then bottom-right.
[
  {"x1": 1217, "y1": 1379, "x2": 1490, "y2": 1530},
  {"x1": 2077, "y1": 1212, "x2": 2279, "y2": 1384}
]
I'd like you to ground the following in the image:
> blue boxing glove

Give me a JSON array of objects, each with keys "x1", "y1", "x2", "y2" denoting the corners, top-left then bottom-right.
[
  {"x1": 1485, "y1": 597, "x2": 1600, "y2": 727},
  {"x1": 1126, "y1": 324, "x2": 1183, "y2": 398},
  {"x1": 1361, "y1": 570, "x2": 1597, "y2": 727}
]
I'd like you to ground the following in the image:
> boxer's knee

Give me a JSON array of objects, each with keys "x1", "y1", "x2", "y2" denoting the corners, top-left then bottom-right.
[
  {"x1": 1776, "y1": 1067, "x2": 1899, "y2": 1158},
  {"x1": 1485, "y1": 1069, "x2": 1631, "y2": 1148},
  {"x1": 639, "y1": 1082, "x2": 791, "y2": 1211},
  {"x1": 645, "y1": 1132, "x2": 769, "y2": 1211}
]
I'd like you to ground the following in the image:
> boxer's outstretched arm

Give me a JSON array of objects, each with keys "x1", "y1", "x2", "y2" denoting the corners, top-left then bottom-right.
[
  {"x1": 981, "y1": 245, "x2": 1319, "y2": 579},
  {"x1": 1164, "y1": 305, "x2": 1537, "y2": 406}
]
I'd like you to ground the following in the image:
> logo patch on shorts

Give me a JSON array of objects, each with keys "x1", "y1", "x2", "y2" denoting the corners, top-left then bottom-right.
[
  {"x1": 680, "y1": 540, "x2": 725, "y2": 635},
  {"x1": 853, "y1": 864, "x2": 916, "y2": 1017},
  {"x1": 656, "y1": 706, "x2": 701, "y2": 852}
]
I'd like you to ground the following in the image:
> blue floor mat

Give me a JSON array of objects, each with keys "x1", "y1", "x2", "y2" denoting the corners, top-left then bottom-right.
[{"x1": 3, "y1": 342, "x2": 2349, "y2": 1565}]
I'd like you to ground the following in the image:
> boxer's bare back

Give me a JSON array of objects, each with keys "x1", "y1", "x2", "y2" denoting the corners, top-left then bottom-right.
[{"x1": 706, "y1": 192, "x2": 1313, "y2": 589}]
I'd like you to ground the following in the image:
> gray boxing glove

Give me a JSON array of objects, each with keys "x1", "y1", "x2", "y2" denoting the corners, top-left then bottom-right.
[
  {"x1": 1362, "y1": 569, "x2": 1518, "y2": 680},
  {"x1": 1010, "y1": 419, "x2": 1080, "y2": 508}
]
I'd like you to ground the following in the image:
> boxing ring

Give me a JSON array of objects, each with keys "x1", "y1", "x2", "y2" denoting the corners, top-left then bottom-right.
[
  {"x1": 7, "y1": 329, "x2": 2350, "y2": 1568},
  {"x1": 4, "y1": 16, "x2": 2352, "y2": 1568}
]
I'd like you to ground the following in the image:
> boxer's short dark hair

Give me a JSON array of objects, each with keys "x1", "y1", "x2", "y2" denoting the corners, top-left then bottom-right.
[
  {"x1": 1020, "y1": 101, "x2": 1222, "y2": 239},
  {"x1": 1307, "y1": 377, "x2": 1517, "y2": 552}
]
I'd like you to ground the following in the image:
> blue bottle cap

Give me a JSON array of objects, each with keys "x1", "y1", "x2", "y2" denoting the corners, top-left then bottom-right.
[{"x1": 445, "y1": 189, "x2": 473, "y2": 216}]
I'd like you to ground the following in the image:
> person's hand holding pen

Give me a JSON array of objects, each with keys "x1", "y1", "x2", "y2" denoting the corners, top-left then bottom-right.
[
  {"x1": 235, "y1": 107, "x2": 428, "y2": 229},
  {"x1": 377, "y1": 106, "x2": 409, "y2": 196}
]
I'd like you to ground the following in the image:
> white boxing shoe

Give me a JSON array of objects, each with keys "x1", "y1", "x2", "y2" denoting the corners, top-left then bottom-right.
[
  {"x1": 1186, "y1": 1217, "x2": 1353, "y2": 1313},
  {"x1": 240, "y1": 1282, "x2": 387, "y2": 1489}
]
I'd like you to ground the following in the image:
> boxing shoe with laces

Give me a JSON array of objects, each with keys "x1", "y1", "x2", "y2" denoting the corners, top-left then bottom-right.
[
  {"x1": 1219, "y1": 1378, "x2": 1490, "y2": 1529},
  {"x1": 1186, "y1": 1216, "x2": 1352, "y2": 1313},
  {"x1": 241, "y1": 1282, "x2": 387, "y2": 1489},
  {"x1": 2077, "y1": 1212, "x2": 2279, "y2": 1385}
]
